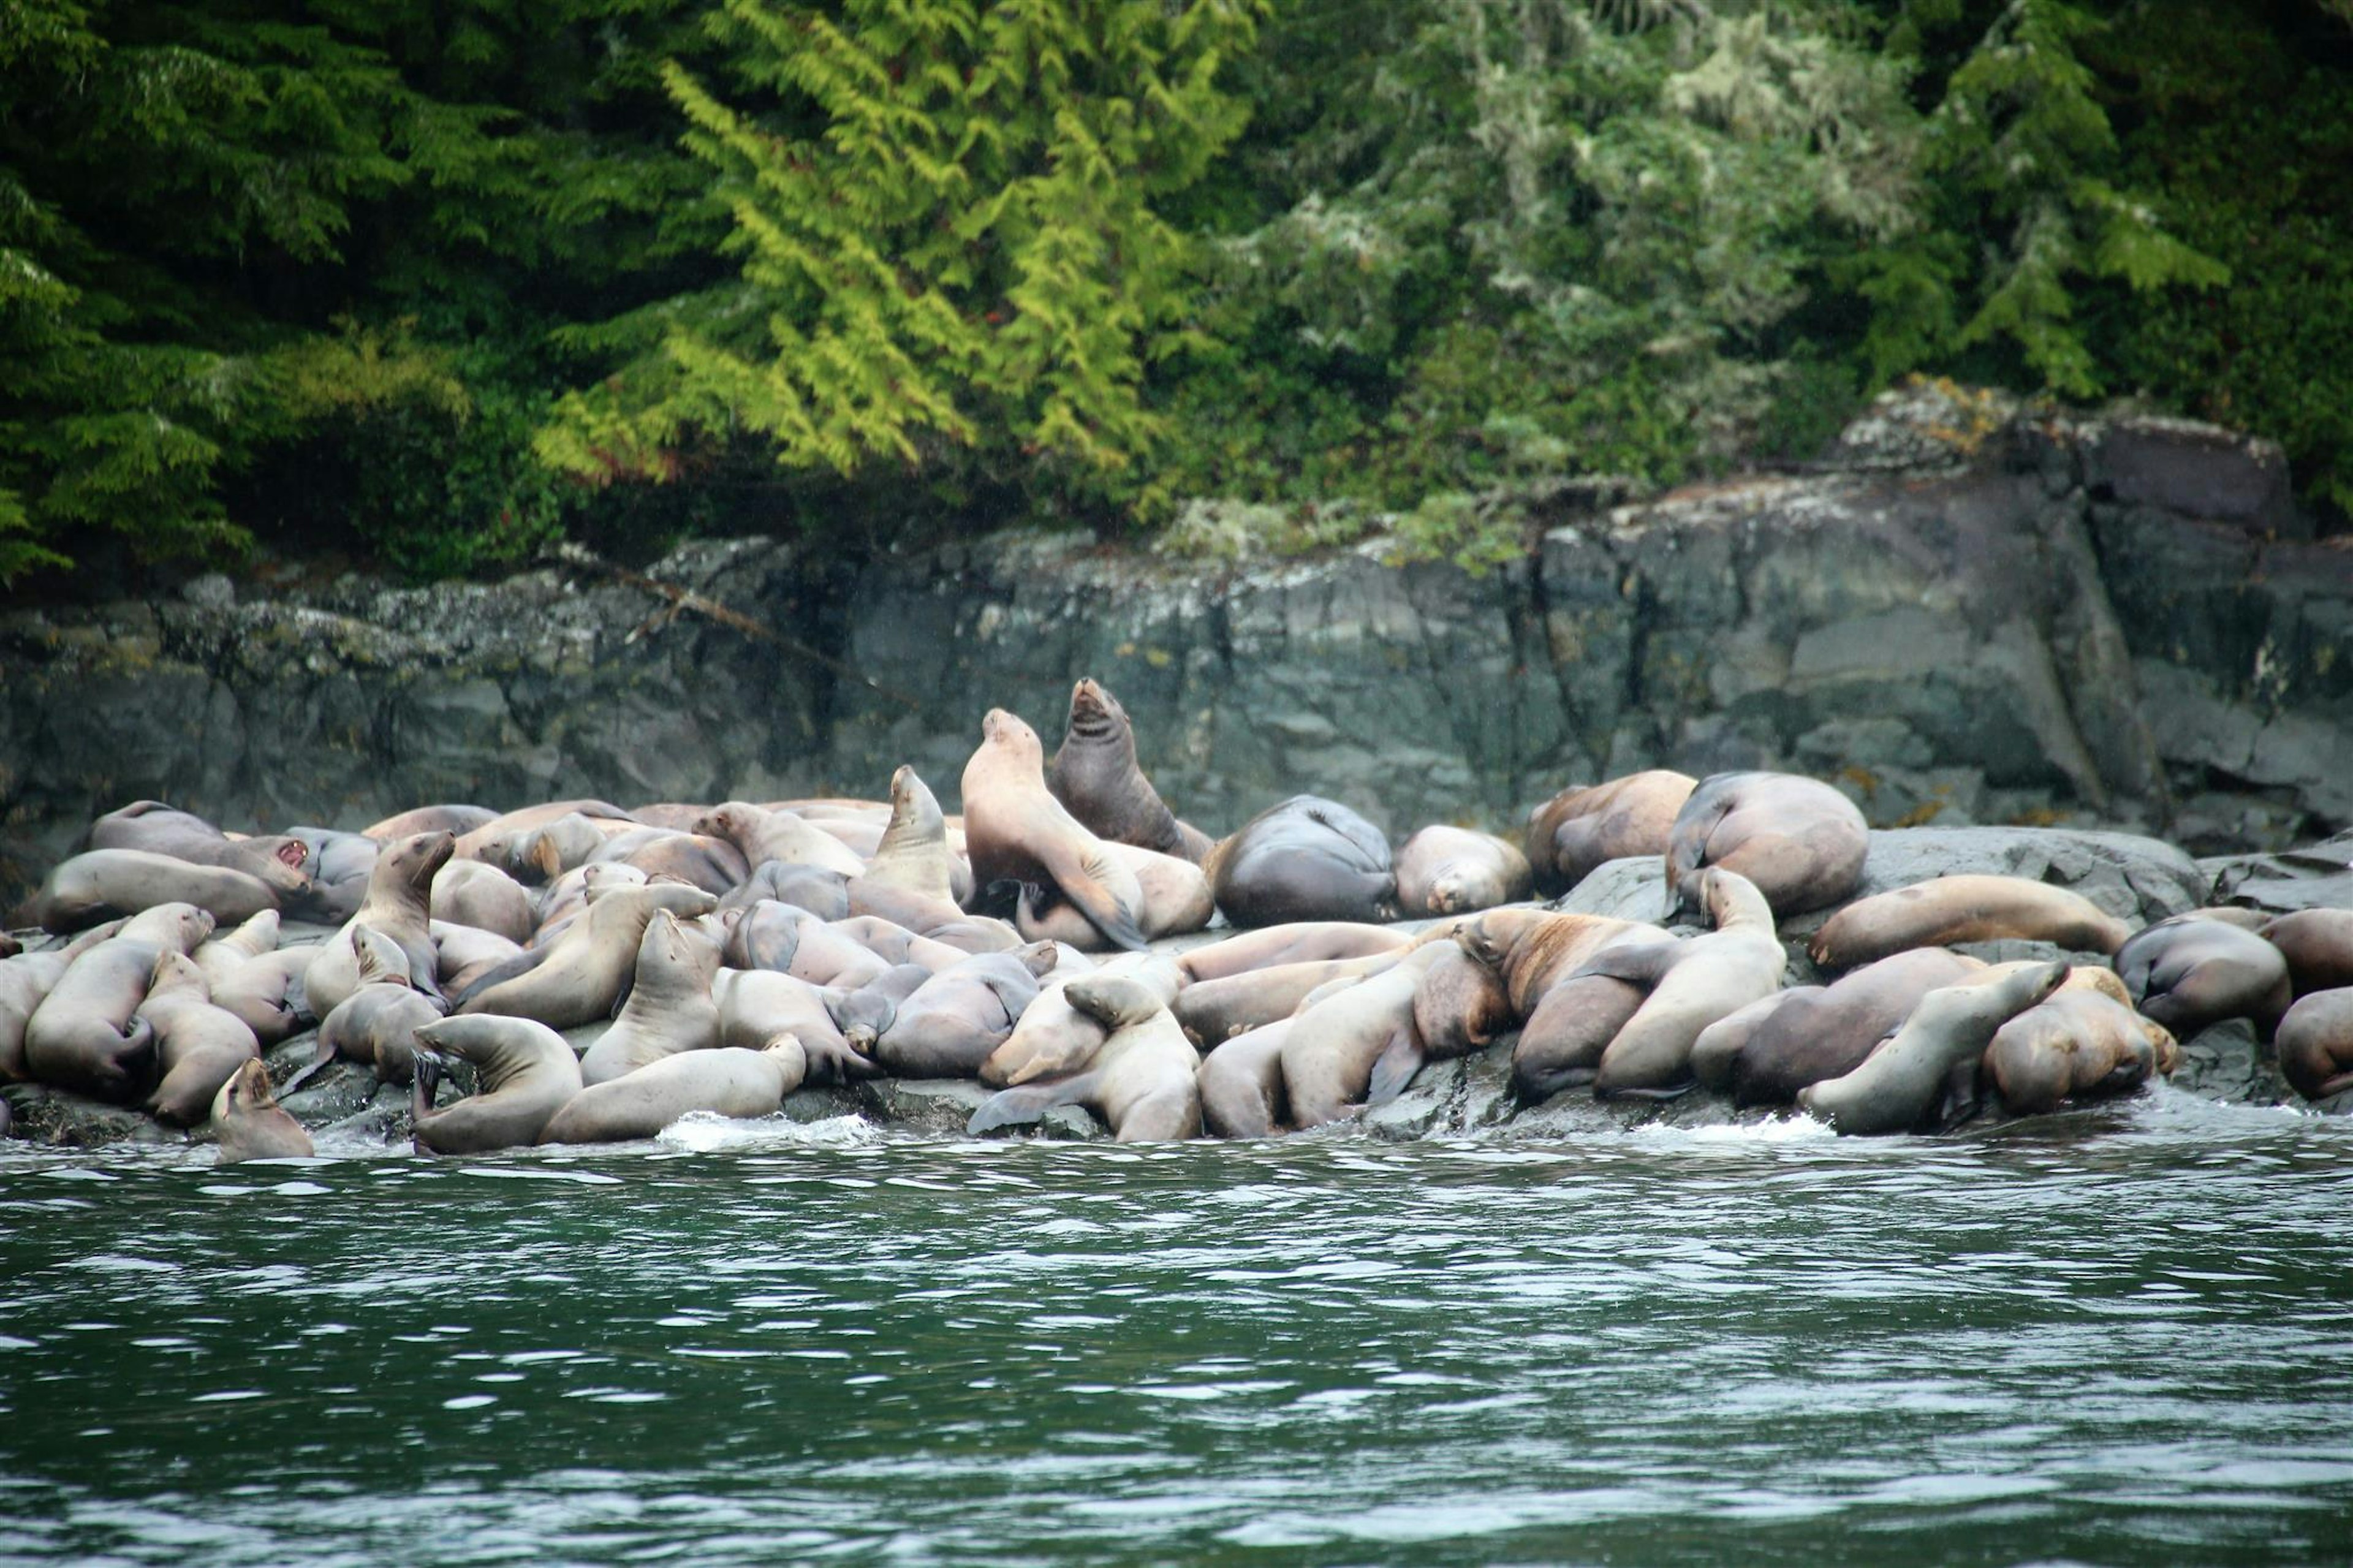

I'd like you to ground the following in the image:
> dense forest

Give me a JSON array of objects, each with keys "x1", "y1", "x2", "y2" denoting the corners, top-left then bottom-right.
[{"x1": 2, "y1": 0, "x2": 2347, "y2": 589}]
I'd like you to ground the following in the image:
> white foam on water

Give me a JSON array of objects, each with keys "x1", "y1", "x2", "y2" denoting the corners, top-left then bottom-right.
[{"x1": 654, "y1": 1112, "x2": 879, "y2": 1153}]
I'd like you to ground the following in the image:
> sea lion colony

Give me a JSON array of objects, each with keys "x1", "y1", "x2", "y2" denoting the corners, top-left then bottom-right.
[{"x1": 3, "y1": 680, "x2": 2347, "y2": 1163}]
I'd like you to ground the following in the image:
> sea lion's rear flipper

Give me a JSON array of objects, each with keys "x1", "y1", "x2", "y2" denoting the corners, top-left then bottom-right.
[
  {"x1": 276, "y1": 1037, "x2": 340, "y2": 1099},
  {"x1": 1574, "y1": 938, "x2": 1680, "y2": 989},
  {"x1": 1055, "y1": 850, "x2": 1148, "y2": 953},
  {"x1": 1594, "y1": 1078, "x2": 1697, "y2": 1103},
  {"x1": 969, "y1": 1074, "x2": 1094, "y2": 1136},
  {"x1": 1366, "y1": 1030, "x2": 1426, "y2": 1106},
  {"x1": 452, "y1": 944, "x2": 553, "y2": 1010}
]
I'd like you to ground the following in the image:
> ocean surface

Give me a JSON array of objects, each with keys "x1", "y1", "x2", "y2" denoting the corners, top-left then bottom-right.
[{"x1": 4, "y1": 1089, "x2": 2351, "y2": 1566}]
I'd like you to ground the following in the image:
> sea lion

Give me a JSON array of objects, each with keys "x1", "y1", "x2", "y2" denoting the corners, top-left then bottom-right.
[
  {"x1": 980, "y1": 956, "x2": 1182, "y2": 1086},
  {"x1": 500, "y1": 814, "x2": 611, "y2": 884},
  {"x1": 1462, "y1": 908, "x2": 1659, "y2": 1101},
  {"x1": 208, "y1": 945, "x2": 317, "y2": 1047},
  {"x1": 304, "y1": 831, "x2": 455, "y2": 1020},
  {"x1": 1175, "y1": 923, "x2": 1414, "y2": 985},
  {"x1": 1205, "y1": 795, "x2": 1397, "y2": 928},
  {"x1": 722, "y1": 860, "x2": 852, "y2": 920},
  {"x1": 309, "y1": 979, "x2": 443, "y2": 1089},
  {"x1": 590, "y1": 828, "x2": 752, "y2": 897},
  {"x1": 1173, "y1": 947, "x2": 1413, "y2": 1048},
  {"x1": 1525, "y1": 771, "x2": 1699, "y2": 897},
  {"x1": 432, "y1": 921, "x2": 525, "y2": 998},
  {"x1": 1198, "y1": 1019, "x2": 1295, "y2": 1138},
  {"x1": 1688, "y1": 991, "x2": 1800, "y2": 1092},
  {"x1": 1800, "y1": 961, "x2": 2069, "y2": 1135},
  {"x1": 531, "y1": 862, "x2": 648, "y2": 944},
  {"x1": 1591, "y1": 869, "x2": 1786, "y2": 1097},
  {"x1": 1727, "y1": 947, "x2": 1986, "y2": 1107},
  {"x1": 2276, "y1": 990, "x2": 2353, "y2": 1102},
  {"x1": 282, "y1": 825, "x2": 380, "y2": 922},
  {"x1": 194, "y1": 909, "x2": 281, "y2": 991},
  {"x1": 870, "y1": 944, "x2": 1058, "y2": 1078},
  {"x1": 451, "y1": 800, "x2": 637, "y2": 867},
  {"x1": 210, "y1": 1059, "x2": 313, "y2": 1165},
  {"x1": 2115, "y1": 915, "x2": 2293, "y2": 1036},
  {"x1": 86, "y1": 801, "x2": 314, "y2": 904},
  {"x1": 1509, "y1": 968, "x2": 1651, "y2": 1103},
  {"x1": 0, "y1": 923, "x2": 127, "y2": 1081},
  {"x1": 1393, "y1": 826, "x2": 1533, "y2": 917},
  {"x1": 457, "y1": 882, "x2": 718, "y2": 1029},
  {"x1": 1279, "y1": 944, "x2": 1450, "y2": 1127},
  {"x1": 11, "y1": 850, "x2": 279, "y2": 932},
  {"x1": 963, "y1": 709, "x2": 1150, "y2": 952},
  {"x1": 1455, "y1": 908, "x2": 1646, "y2": 1021},
  {"x1": 1014, "y1": 842, "x2": 1213, "y2": 949},
  {"x1": 721, "y1": 901, "x2": 891, "y2": 989},
  {"x1": 1984, "y1": 967, "x2": 2176, "y2": 1115},
  {"x1": 691, "y1": 803, "x2": 866, "y2": 880},
  {"x1": 431, "y1": 860, "x2": 536, "y2": 947},
  {"x1": 1808, "y1": 876, "x2": 2134, "y2": 971},
  {"x1": 1411, "y1": 944, "x2": 1515, "y2": 1060},
  {"x1": 2257, "y1": 910, "x2": 2353, "y2": 999},
  {"x1": 969, "y1": 972, "x2": 1202, "y2": 1141},
  {"x1": 22, "y1": 904, "x2": 213, "y2": 1100},
  {"x1": 138, "y1": 950, "x2": 262, "y2": 1127},
  {"x1": 579, "y1": 911, "x2": 724, "y2": 1086},
  {"x1": 852, "y1": 767, "x2": 966, "y2": 906},
  {"x1": 540, "y1": 1040, "x2": 807, "y2": 1145},
  {"x1": 1663, "y1": 771, "x2": 1868, "y2": 922},
  {"x1": 628, "y1": 802, "x2": 720, "y2": 833},
  {"x1": 712, "y1": 968, "x2": 888, "y2": 1083},
  {"x1": 832, "y1": 915, "x2": 978, "y2": 974},
  {"x1": 363, "y1": 804, "x2": 498, "y2": 841},
  {"x1": 410, "y1": 1015, "x2": 584, "y2": 1156},
  {"x1": 1044, "y1": 678, "x2": 1215, "y2": 863}
]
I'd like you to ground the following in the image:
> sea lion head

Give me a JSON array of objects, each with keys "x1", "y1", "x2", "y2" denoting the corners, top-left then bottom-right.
[
  {"x1": 214, "y1": 1058, "x2": 276, "y2": 1120},
  {"x1": 981, "y1": 708, "x2": 1045, "y2": 764},
  {"x1": 122, "y1": 901, "x2": 216, "y2": 952},
  {"x1": 148, "y1": 947, "x2": 207, "y2": 997},
  {"x1": 1066, "y1": 678, "x2": 1125, "y2": 740},
  {"x1": 392, "y1": 831, "x2": 458, "y2": 895},
  {"x1": 1457, "y1": 909, "x2": 1543, "y2": 974},
  {"x1": 1017, "y1": 941, "x2": 1061, "y2": 980}
]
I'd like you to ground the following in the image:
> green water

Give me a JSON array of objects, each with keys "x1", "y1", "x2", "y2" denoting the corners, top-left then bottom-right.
[{"x1": 4, "y1": 1093, "x2": 2351, "y2": 1566}]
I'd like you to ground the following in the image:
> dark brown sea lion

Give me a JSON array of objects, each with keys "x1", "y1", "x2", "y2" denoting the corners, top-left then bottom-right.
[
  {"x1": 1393, "y1": 826, "x2": 1533, "y2": 917},
  {"x1": 1205, "y1": 795, "x2": 1397, "y2": 929},
  {"x1": 2276, "y1": 990, "x2": 2353, "y2": 1101},
  {"x1": 411, "y1": 1015, "x2": 583, "y2": 1155},
  {"x1": 1808, "y1": 876, "x2": 2133, "y2": 971},
  {"x1": 870, "y1": 944, "x2": 1058, "y2": 1078},
  {"x1": 12, "y1": 850, "x2": 279, "y2": 933},
  {"x1": 1664, "y1": 771, "x2": 1868, "y2": 922},
  {"x1": 363, "y1": 804, "x2": 498, "y2": 841},
  {"x1": 1689, "y1": 991, "x2": 1803, "y2": 1091},
  {"x1": 1525, "y1": 771, "x2": 1699, "y2": 897},
  {"x1": 2257, "y1": 911, "x2": 2353, "y2": 999},
  {"x1": 455, "y1": 883, "x2": 718, "y2": 1029},
  {"x1": 969, "y1": 972, "x2": 1202, "y2": 1142},
  {"x1": 1509, "y1": 969, "x2": 1651, "y2": 1103},
  {"x1": 1045, "y1": 678, "x2": 1215, "y2": 864},
  {"x1": 139, "y1": 950, "x2": 262, "y2": 1127},
  {"x1": 1175, "y1": 923, "x2": 1413, "y2": 985},
  {"x1": 1984, "y1": 967, "x2": 2176, "y2": 1115},
  {"x1": 539, "y1": 1040, "x2": 806, "y2": 1145},
  {"x1": 2115, "y1": 915, "x2": 2293, "y2": 1036},
  {"x1": 305, "y1": 831, "x2": 455, "y2": 1018},
  {"x1": 1411, "y1": 945, "x2": 1515, "y2": 1061},
  {"x1": 87, "y1": 801, "x2": 313, "y2": 904},
  {"x1": 1727, "y1": 948, "x2": 1986, "y2": 1107},
  {"x1": 579, "y1": 911, "x2": 724, "y2": 1086},
  {"x1": 1591, "y1": 869, "x2": 1785, "y2": 1097},
  {"x1": 211, "y1": 1059, "x2": 314, "y2": 1165},
  {"x1": 1800, "y1": 962, "x2": 2069, "y2": 1135},
  {"x1": 963, "y1": 708, "x2": 1150, "y2": 952}
]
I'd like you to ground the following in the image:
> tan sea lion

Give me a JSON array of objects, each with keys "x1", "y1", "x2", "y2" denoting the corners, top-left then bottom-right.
[
  {"x1": 451, "y1": 801, "x2": 637, "y2": 866},
  {"x1": 432, "y1": 921, "x2": 525, "y2": 997},
  {"x1": 1172, "y1": 948, "x2": 1414, "y2": 1048},
  {"x1": 194, "y1": 910, "x2": 281, "y2": 991},
  {"x1": 590, "y1": 828, "x2": 752, "y2": 896},
  {"x1": 963, "y1": 709, "x2": 1150, "y2": 952},
  {"x1": 579, "y1": 911, "x2": 724, "y2": 1086},
  {"x1": 2258, "y1": 911, "x2": 2353, "y2": 999},
  {"x1": 455, "y1": 883, "x2": 718, "y2": 1029},
  {"x1": 1393, "y1": 826, "x2": 1533, "y2": 917},
  {"x1": 691, "y1": 803, "x2": 866, "y2": 880},
  {"x1": 1175, "y1": 923, "x2": 1414, "y2": 985},
  {"x1": 627, "y1": 802, "x2": 719, "y2": 833},
  {"x1": 1411, "y1": 944, "x2": 1515, "y2": 1061},
  {"x1": 721, "y1": 901, "x2": 891, "y2": 989},
  {"x1": 1664, "y1": 771, "x2": 1868, "y2": 922},
  {"x1": 832, "y1": 915, "x2": 974, "y2": 974},
  {"x1": 980, "y1": 956, "x2": 1182, "y2": 1086},
  {"x1": 1726, "y1": 947, "x2": 1986, "y2": 1107},
  {"x1": 1205, "y1": 795, "x2": 1396, "y2": 929},
  {"x1": 1509, "y1": 968, "x2": 1651, "y2": 1103},
  {"x1": 411, "y1": 1014, "x2": 583, "y2": 1155},
  {"x1": 1984, "y1": 967, "x2": 2176, "y2": 1115},
  {"x1": 500, "y1": 814, "x2": 610, "y2": 884},
  {"x1": 363, "y1": 804, "x2": 498, "y2": 841},
  {"x1": 305, "y1": 831, "x2": 455, "y2": 1020},
  {"x1": 1044, "y1": 678, "x2": 1215, "y2": 864},
  {"x1": 12, "y1": 850, "x2": 279, "y2": 933},
  {"x1": 1525, "y1": 771, "x2": 1699, "y2": 897},
  {"x1": 309, "y1": 979, "x2": 443, "y2": 1089},
  {"x1": 969, "y1": 971, "x2": 1202, "y2": 1141},
  {"x1": 852, "y1": 767, "x2": 965, "y2": 906},
  {"x1": 721, "y1": 861, "x2": 851, "y2": 920},
  {"x1": 2115, "y1": 915, "x2": 2293, "y2": 1036},
  {"x1": 1591, "y1": 869, "x2": 1786, "y2": 1097},
  {"x1": 1455, "y1": 908, "x2": 1645, "y2": 1020},
  {"x1": 211, "y1": 1059, "x2": 314, "y2": 1164},
  {"x1": 86, "y1": 801, "x2": 314, "y2": 904},
  {"x1": 870, "y1": 944, "x2": 1059, "y2": 1078},
  {"x1": 208, "y1": 945, "x2": 317, "y2": 1047},
  {"x1": 1688, "y1": 991, "x2": 1802, "y2": 1092},
  {"x1": 1198, "y1": 1018, "x2": 1295, "y2": 1138},
  {"x1": 540, "y1": 1039, "x2": 806, "y2": 1145},
  {"x1": 0, "y1": 922, "x2": 127, "y2": 1081},
  {"x1": 431, "y1": 860, "x2": 536, "y2": 947},
  {"x1": 1014, "y1": 842, "x2": 1213, "y2": 949},
  {"x1": 1279, "y1": 944, "x2": 1450, "y2": 1127},
  {"x1": 713, "y1": 968, "x2": 888, "y2": 1084},
  {"x1": 23, "y1": 904, "x2": 213, "y2": 1100},
  {"x1": 2277, "y1": 990, "x2": 2353, "y2": 1102},
  {"x1": 1461, "y1": 909, "x2": 1656, "y2": 1101},
  {"x1": 1808, "y1": 876, "x2": 2134, "y2": 971},
  {"x1": 139, "y1": 950, "x2": 262, "y2": 1127},
  {"x1": 1800, "y1": 962, "x2": 2069, "y2": 1135}
]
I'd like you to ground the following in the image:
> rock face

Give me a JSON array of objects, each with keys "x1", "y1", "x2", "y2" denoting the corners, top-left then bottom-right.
[{"x1": 5, "y1": 386, "x2": 2347, "y2": 903}]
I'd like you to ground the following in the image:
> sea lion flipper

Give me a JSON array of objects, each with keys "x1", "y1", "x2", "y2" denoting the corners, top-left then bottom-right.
[
  {"x1": 1575, "y1": 939, "x2": 1679, "y2": 988},
  {"x1": 1365, "y1": 1031, "x2": 1425, "y2": 1106},
  {"x1": 969, "y1": 1075, "x2": 1093, "y2": 1136},
  {"x1": 1056, "y1": 851, "x2": 1149, "y2": 953}
]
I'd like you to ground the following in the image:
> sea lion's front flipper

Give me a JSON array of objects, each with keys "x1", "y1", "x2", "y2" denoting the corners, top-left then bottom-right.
[
  {"x1": 969, "y1": 1074, "x2": 1095, "y2": 1136},
  {"x1": 1366, "y1": 1030, "x2": 1425, "y2": 1106}
]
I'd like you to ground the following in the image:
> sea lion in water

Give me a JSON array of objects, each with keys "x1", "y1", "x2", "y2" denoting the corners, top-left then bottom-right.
[
  {"x1": 2257, "y1": 911, "x2": 2353, "y2": 999},
  {"x1": 578, "y1": 911, "x2": 724, "y2": 1086},
  {"x1": 12, "y1": 850, "x2": 280, "y2": 933},
  {"x1": 1591, "y1": 869, "x2": 1785, "y2": 1097},
  {"x1": 305, "y1": 831, "x2": 455, "y2": 1020},
  {"x1": 963, "y1": 709, "x2": 1150, "y2": 952},
  {"x1": 139, "y1": 950, "x2": 262, "y2": 1127},
  {"x1": 1393, "y1": 826, "x2": 1533, "y2": 917},
  {"x1": 1205, "y1": 795, "x2": 1397, "y2": 929},
  {"x1": 1014, "y1": 842, "x2": 1213, "y2": 949},
  {"x1": 2276, "y1": 990, "x2": 2353, "y2": 1102},
  {"x1": 1983, "y1": 967, "x2": 2176, "y2": 1115},
  {"x1": 1524, "y1": 771, "x2": 1698, "y2": 897},
  {"x1": 980, "y1": 956, "x2": 1181, "y2": 1086},
  {"x1": 411, "y1": 1015, "x2": 584, "y2": 1155},
  {"x1": 2114, "y1": 915, "x2": 2293, "y2": 1036},
  {"x1": 691, "y1": 803, "x2": 866, "y2": 880},
  {"x1": 1197, "y1": 1019, "x2": 1295, "y2": 1138},
  {"x1": 1808, "y1": 876, "x2": 2134, "y2": 971},
  {"x1": 455, "y1": 884, "x2": 718, "y2": 1029},
  {"x1": 540, "y1": 1039, "x2": 807, "y2": 1145},
  {"x1": 869, "y1": 944, "x2": 1058, "y2": 1078},
  {"x1": 1175, "y1": 923, "x2": 1414, "y2": 985},
  {"x1": 431, "y1": 860, "x2": 536, "y2": 947},
  {"x1": 969, "y1": 971, "x2": 1202, "y2": 1142},
  {"x1": 86, "y1": 801, "x2": 314, "y2": 905},
  {"x1": 1044, "y1": 678, "x2": 1215, "y2": 864},
  {"x1": 1279, "y1": 944, "x2": 1451, "y2": 1127},
  {"x1": 1723, "y1": 947, "x2": 1985, "y2": 1107},
  {"x1": 1663, "y1": 771, "x2": 1868, "y2": 922},
  {"x1": 23, "y1": 904, "x2": 213, "y2": 1101},
  {"x1": 1800, "y1": 961, "x2": 2069, "y2": 1135},
  {"x1": 210, "y1": 1059, "x2": 313, "y2": 1165}
]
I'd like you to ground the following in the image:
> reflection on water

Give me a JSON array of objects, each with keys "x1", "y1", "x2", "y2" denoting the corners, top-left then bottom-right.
[{"x1": 2, "y1": 1088, "x2": 2350, "y2": 1566}]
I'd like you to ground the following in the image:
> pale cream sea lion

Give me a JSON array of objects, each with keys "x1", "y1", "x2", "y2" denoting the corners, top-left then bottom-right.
[
  {"x1": 963, "y1": 709, "x2": 1150, "y2": 952},
  {"x1": 1808, "y1": 876, "x2": 2133, "y2": 971},
  {"x1": 411, "y1": 1015, "x2": 583, "y2": 1155}
]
